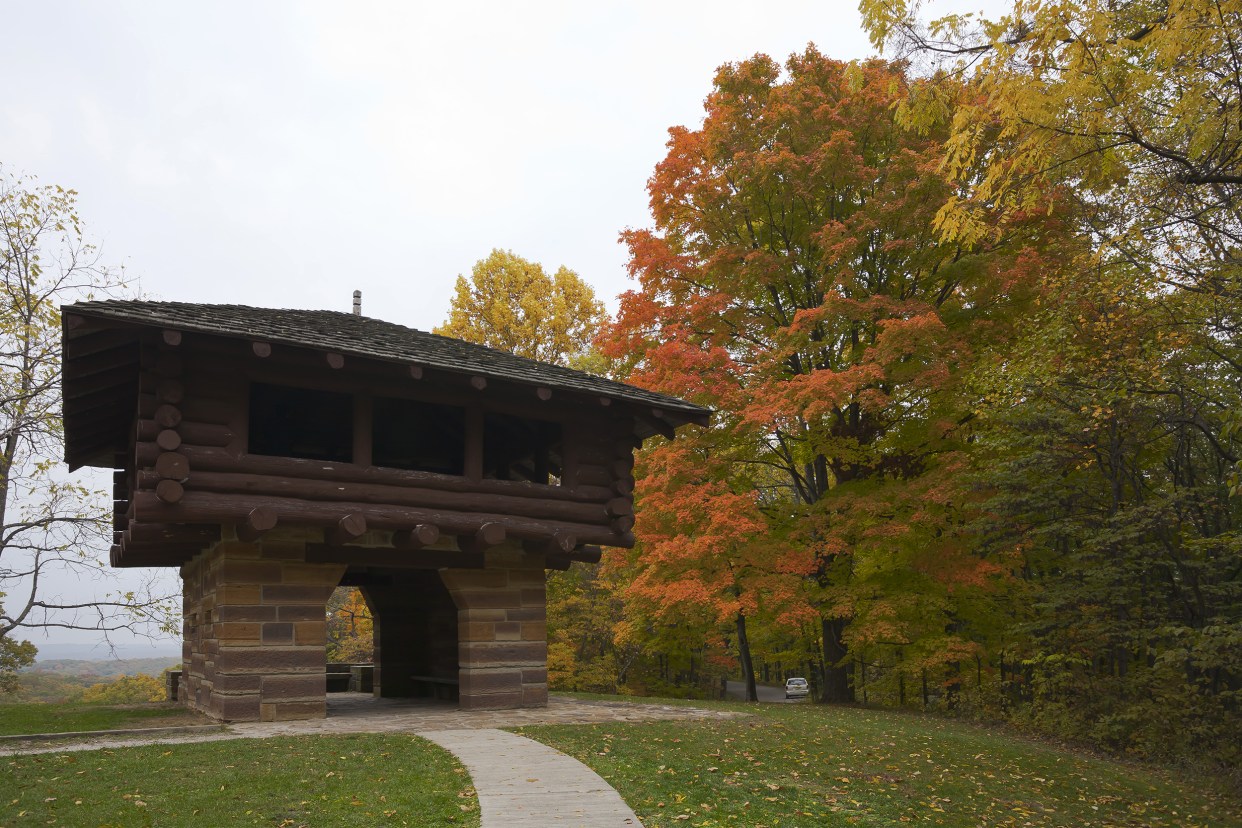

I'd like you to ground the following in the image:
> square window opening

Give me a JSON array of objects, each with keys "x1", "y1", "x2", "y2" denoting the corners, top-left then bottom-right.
[
  {"x1": 248, "y1": 382, "x2": 353, "y2": 463},
  {"x1": 482, "y1": 412, "x2": 562, "y2": 485},
  {"x1": 372, "y1": 396, "x2": 466, "y2": 476}
]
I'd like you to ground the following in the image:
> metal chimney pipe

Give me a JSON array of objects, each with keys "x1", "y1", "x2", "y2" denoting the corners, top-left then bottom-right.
[{"x1": 352, "y1": 290, "x2": 361, "y2": 316}]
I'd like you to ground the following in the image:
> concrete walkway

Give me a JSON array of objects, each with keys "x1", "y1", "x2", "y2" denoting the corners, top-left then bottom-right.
[{"x1": 424, "y1": 729, "x2": 638, "y2": 827}]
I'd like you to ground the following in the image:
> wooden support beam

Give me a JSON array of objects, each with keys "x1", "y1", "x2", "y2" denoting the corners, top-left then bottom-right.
[
  {"x1": 605, "y1": 497, "x2": 634, "y2": 518},
  {"x1": 133, "y1": 443, "x2": 616, "y2": 503},
  {"x1": 161, "y1": 330, "x2": 182, "y2": 346},
  {"x1": 325, "y1": 513, "x2": 367, "y2": 546},
  {"x1": 134, "y1": 490, "x2": 634, "y2": 547},
  {"x1": 173, "y1": 469, "x2": 614, "y2": 525},
  {"x1": 326, "y1": 352, "x2": 345, "y2": 369},
  {"x1": 236, "y1": 505, "x2": 277, "y2": 542},
  {"x1": 409, "y1": 365, "x2": 423, "y2": 379},
  {"x1": 128, "y1": 522, "x2": 220, "y2": 544},
  {"x1": 470, "y1": 376, "x2": 487, "y2": 390},
  {"x1": 536, "y1": 387, "x2": 552, "y2": 401},
  {"x1": 545, "y1": 554, "x2": 572, "y2": 571},
  {"x1": 392, "y1": 524, "x2": 440, "y2": 549},
  {"x1": 252, "y1": 342, "x2": 272, "y2": 357},
  {"x1": 156, "y1": 430, "x2": 181, "y2": 451},
  {"x1": 570, "y1": 545, "x2": 603, "y2": 563}
]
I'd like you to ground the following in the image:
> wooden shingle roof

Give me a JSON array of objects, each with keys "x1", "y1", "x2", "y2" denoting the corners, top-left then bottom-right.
[{"x1": 61, "y1": 300, "x2": 710, "y2": 468}]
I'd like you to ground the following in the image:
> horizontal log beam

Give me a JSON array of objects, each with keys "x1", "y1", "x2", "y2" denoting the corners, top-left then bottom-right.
[
  {"x1": 127, "y1": 522, "x2": 220, "y2": 545},
  {"x1": 65, "y1": 328, "x2": 139, "y2": 360},
  {"x1": 175, "y1": 469, "x2": 618, "y2": 526},
  {"x1": 134, "y1": 490, "x2": 635, "y2": 548},
  {"x1": 141, "y1": 444, "x2": 615, "y2": 504},
  {"x1": 136, "y1": 420, "x2": 235, "y2": 446}
]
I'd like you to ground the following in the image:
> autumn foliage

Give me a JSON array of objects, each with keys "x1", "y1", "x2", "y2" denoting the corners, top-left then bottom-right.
[{"x1": 601, "y1": 47, "x2": 1067, "y2": 702}]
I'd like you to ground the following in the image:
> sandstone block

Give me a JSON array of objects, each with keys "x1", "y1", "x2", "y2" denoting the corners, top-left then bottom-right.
[
  {"x1": 217, "y1": 560, "x2": 283, "y2": 584},
  {"x1": 261, "y1": 584, "x2": 334, "y2": 604},
  {"x1": 294, "y1": 621, "x2": 325, "y2": 645},
  {"x1": 494, "y1": 621, "x2": 521, "y2": 640},
  {"x1": 440, "y1": 569, "x2": 509, "y2": 590},
  {"x1": 261, "y1": 673, "x2": 325, "y2": 700},
  {"x1": 459, "y1": 669, "x2": 522, "y2": 695},
  {"x1": 261, "y1": 622, "x2": 295, "y2": 644}
]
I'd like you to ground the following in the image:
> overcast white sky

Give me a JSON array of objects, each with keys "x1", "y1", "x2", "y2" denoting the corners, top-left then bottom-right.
[{"x1": 3, "y1": 0, "x2": 884, "y2": 658}]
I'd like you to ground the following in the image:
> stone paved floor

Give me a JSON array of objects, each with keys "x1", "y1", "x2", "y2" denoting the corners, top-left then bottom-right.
[{"x1": 1, "y1": 693, "x2": 746, "y2": 755}]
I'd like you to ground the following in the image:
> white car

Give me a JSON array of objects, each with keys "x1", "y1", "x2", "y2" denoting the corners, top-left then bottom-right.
[{"x1": 785, "y1": 677, "x2": 810, "y2": 699}]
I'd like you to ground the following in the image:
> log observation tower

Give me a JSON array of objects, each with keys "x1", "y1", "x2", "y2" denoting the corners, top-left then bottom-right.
[{"x1": 60, "y1": 300, "x2": 709, "y2": 721}]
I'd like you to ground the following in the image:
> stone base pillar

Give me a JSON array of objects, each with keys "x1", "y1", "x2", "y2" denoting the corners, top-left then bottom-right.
[
  {"x1": 179, "y1": 534, "x2": 345, "y2": 722},
  {"x1": 440, "y1": 542, "x2": 548, "y2": 710}
]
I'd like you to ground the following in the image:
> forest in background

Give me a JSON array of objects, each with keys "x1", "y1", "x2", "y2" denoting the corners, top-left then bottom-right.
[{"x1": 422, "y1": 0, "x2": 1242, "y2": 771}]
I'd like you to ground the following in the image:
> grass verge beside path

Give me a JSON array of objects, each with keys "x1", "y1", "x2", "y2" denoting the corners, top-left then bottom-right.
[
  {"x1": 517, "y1": 696, "x2": 1240, "y2": 828},
  {"x1": 0, "y1": 734, "x2": 480, "y2": 828},
  {"x1": 0, "y1": 703, "x2": 207, "y2": 737}
]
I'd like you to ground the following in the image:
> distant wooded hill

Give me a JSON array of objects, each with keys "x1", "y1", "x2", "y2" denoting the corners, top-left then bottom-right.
[{"x1": 22, "y1": 658, "x2": 181, "y2": 678}]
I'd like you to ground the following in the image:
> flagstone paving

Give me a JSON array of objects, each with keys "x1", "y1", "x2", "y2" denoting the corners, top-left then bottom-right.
[{"x1": 0, "y1": 693, "x2": 744, "y2": 755}]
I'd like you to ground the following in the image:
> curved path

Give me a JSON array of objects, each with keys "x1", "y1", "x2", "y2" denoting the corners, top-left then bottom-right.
[{"x1": 423, "y1": 729, "x2": 638, "y2": 827}]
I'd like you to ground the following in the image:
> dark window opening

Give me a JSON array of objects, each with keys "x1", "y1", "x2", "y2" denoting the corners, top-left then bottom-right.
[
  {"x1": 483, "y1": 412, "x2": 562, "y2": 484},
  {"x1": 248, "y1": 383, "x2": 353, "y2": 463},
  {"x1": 372, "y1": 396, "x2": 466, "y2": 476}
]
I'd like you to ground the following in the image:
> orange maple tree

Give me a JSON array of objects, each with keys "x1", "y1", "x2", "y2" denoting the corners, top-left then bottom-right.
[{"x1": 604, "y1": 47, "x2": 1068, "y2": 701}]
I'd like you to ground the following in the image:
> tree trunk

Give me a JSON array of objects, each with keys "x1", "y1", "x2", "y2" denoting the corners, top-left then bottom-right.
[
  {"x1": 820, "y1": 616, "x2": 853, "y2": 703},
  {"x1": 736, "y1": 611, "x2": 759, "y2": 702}
]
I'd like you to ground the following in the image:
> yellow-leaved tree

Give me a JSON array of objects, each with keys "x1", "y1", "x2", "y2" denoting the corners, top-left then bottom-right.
[{"x1": 433, "y1": 249, "x2": 607, "y2": 367}]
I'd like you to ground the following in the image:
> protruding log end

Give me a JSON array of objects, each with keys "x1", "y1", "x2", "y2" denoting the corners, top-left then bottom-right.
[
  {"x1": 156, "y1": 379, "x2": 184, "y2": 404},
  {"x1": 237, "y1": 505, "x2": 278, "y2": 542},
  {"x1": 326, "y1": 352, "x2": 345, "y2": 369},
  {"x1": 537, "y1": 387, "x2": 552, "y2": 401},
  {"x1": 66, "y1": 314, "x2": 86, "y2": 331},
  {"x1": 161, "y1": 329, "x2": 182, "y2": 346},
  {"x1": 611, "y1": 515, "x2": 635, "y2": 534},
  {"x1": 252, "y1": 341, "x2": 272, "y2": 357},
  {"x1": 545, "y1": 554, "x2": 572, "y2": 571},
  {"x1": 154, "y1": 404, "x2": 183, "y2": 428},
  {"x1": 569, "y1": 544, "x2": 603, "y2": 564},
  {"x1": 154, "y1": 451, "x2": 190, "y2": 480},
  {"x1": 599, "y1": 396, "x2": 612, "y2": 406},
  {"x1": 155, "y1": 429, "x2": 182, "y2": 451},
  {"x1": 611, "y1": 478, "x2": 634, "y2": 496},
  {"x1": 459, "y1": 521, "x2": 505, "y2": 553},
  {"x1": 470, "y1": 376, "x2": 487, "y2": 390},
  {"x1": 155, "y1": 479, "x2": 184, "y2": 505},
  {"x1": 610, "y1": 457, "x2": 636, "y2": 477},
  {"x1": 409, "y1": 365, "x2": 423, "y2": 379},
  {"x1": 606, "y1": 497, "x2": 634, "y2": 518},
  {"x1": 392, "y1": 523, "x2": 440, "y2": 549},
  {"x1": 326, "y1": 513, "x2": 367, "y2": 545}
]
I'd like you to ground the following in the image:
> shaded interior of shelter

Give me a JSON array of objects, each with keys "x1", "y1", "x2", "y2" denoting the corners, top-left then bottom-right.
[{"x1": 336, "y1": 567, "x2": 461, "y2": 702}]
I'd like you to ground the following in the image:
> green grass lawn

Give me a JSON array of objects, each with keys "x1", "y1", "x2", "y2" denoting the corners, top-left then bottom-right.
[
  {"x1": 518, "y1": 697, "x2": 1241, "y2": 828},
  {"x1": 0, "y1": 703, "x2": 207, "y2": 738},
  {"x1": 0, "y1": 734, "x2": 479, "y2": 828}
]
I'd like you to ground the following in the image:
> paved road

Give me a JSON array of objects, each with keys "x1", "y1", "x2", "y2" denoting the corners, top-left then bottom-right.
[{"x1": 725, "y1": 680, "x2": 809, "y2": 704}]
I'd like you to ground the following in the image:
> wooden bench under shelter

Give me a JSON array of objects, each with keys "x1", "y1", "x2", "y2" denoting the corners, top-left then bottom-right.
[{"x1": 59, "y1": 298, "x2": 709, "y2": 722}]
